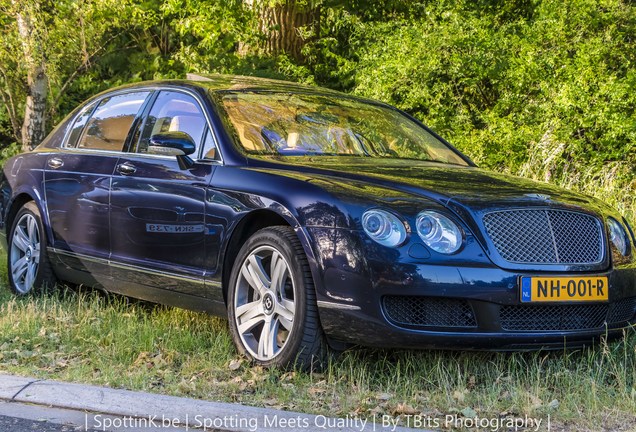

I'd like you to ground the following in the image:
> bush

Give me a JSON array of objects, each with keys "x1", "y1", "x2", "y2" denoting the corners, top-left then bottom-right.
[
  {"x1": 344, "y1": 0, "x2": 636, "y2": 222},
  {"x1": 0, "y1": 143, "x2": 21, "y2": 166}
]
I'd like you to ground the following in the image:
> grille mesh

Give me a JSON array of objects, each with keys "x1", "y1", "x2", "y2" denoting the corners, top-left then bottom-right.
[
  {"x1": 607, "y1": 297, "x2": 636, "y2": 324},
  {"x1": 500, "y1": 304, "x2": 608, "y2": 331},
  {"x1": 383, "y1": 296, "x2": 476, "y2": 328},
  {"x1": 483, "y1": 210, "x2": 603, "y2": 264}
]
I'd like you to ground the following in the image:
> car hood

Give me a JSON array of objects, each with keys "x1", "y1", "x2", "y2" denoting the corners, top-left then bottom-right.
[{"x1": 248, "y1": 156, "x2": 608, "y2": 214}]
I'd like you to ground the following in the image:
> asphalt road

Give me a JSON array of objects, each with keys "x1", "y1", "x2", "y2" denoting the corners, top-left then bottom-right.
[
  {"x1": 0, "y1": 414, "x2": 91, "y2": 431},
  {"x1": 0, "y1": 401, "x2": 192, "y2": 432}
]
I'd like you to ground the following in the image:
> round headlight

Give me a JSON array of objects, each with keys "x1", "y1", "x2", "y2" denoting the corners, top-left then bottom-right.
[
  {"x1": 362, "y1": 209, "x2": 407, "y2": 247},
  {"x1": 608, "y1": 218, "x2": 629, "y2": 256},
  {"x1": 416, "y1": 211, "x2": 463, "y2": 254}
]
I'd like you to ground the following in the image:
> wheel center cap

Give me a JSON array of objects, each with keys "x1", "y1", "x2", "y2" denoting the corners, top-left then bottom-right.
[
  {"x1": 25, "y1": 248, "x2": 32, "y2": 260},
  {"x1": 263, "y1": 293, "x2": 275, "y2": 315}
]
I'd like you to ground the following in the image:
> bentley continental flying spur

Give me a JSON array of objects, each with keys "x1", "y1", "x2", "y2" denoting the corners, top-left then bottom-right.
[{"x1": 1, "y1": 74, "x2": 635, "y2": 369}]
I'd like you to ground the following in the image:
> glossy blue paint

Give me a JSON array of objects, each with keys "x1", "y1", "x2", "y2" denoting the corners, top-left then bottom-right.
[{"x1": 1, "y1": 75, "x2": 635, "y2": 351}]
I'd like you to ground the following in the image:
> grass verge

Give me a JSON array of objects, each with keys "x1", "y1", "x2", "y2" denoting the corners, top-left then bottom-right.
[{"x1": 0, "y1": 259, "x2": 635, "y2": 431}]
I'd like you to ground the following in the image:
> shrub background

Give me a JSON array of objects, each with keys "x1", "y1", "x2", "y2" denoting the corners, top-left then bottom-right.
[{"x1": 0, "y1": 0, "x2": 634, "y2": 221}]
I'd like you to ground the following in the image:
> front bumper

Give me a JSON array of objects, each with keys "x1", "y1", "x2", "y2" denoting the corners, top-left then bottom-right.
[
  {"x1": 319, "y1": 298, "x2": 635, "y2": 351},
  {"x1": 309, "y1": 228, "x2": 636, "y2": 350}
]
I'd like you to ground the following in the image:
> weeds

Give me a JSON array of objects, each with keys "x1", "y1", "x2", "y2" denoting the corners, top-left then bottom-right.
[
  {"x1": 518, "y1": 128, "x2": 635, "y2": 224},
  {"x1": 0, "y1": 283, "x2": 635, "y2": 431}
]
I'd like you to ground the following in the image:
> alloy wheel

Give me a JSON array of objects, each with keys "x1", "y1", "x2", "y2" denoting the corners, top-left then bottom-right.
[
  {"x1": 10, "y1": 213, "x2": 41, "y2": 294},
  {"x1": 233, "y1": 245, "x2": 296, "y2": 361}
]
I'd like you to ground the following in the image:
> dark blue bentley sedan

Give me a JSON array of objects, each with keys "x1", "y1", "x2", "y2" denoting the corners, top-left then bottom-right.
[{"x1": 1, "y1": 74, "x2": 635, "y2": 369}]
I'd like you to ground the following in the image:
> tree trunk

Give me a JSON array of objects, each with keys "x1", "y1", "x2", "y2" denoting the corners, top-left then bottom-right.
[
  {"x1": 246, "y1": 0, "x2": 319, "y2": 62},
  {"x1": 21, "y1": 66, "x2": 48, "y2": 151},
  {"x1": 14, "y1": 2, "x2": 48, "y2": 151}
]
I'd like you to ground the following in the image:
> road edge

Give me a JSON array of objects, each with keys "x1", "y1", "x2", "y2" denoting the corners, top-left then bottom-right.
[{"x1": 0, "y1": 373, "x2": 420, "y2": 432}]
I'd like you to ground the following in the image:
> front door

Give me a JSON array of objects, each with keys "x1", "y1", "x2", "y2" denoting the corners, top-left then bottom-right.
[{"x1": 109, "y1": 89, "x2": 219, "y2": 299}]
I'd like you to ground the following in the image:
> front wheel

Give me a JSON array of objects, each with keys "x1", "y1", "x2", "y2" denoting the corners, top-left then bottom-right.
[
  {"x1": 227, "y1": 226, "x2": 326, "y2": 370},
  {"x1": 7, "y1": 201, "x2": 57, "y2": 295}
]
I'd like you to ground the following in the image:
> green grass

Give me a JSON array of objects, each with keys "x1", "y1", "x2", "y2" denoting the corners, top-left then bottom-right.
[{"x1": 0, "y1": 257, "x2": 635, "y2": 431}]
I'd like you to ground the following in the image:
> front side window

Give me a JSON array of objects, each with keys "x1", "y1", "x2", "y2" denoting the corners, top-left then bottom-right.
[
  {"x1": 136, "y1": 91, "x2": 209, "y2": 155},
  {"x1": 76, "y1": 91, "x2": 149, "y2": 151},
  {"x1": 218, "y1": 92, "x2": 468, "y2": 166},
  {"x1": 201, "y1": 129, "x2": 219, "y2": 160}
]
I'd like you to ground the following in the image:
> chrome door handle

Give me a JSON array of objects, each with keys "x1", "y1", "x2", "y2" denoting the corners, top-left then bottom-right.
[
  {"x1": 116, "y1": 162, "x2": 137, "y2": 175},
  {"x1": 47, "y1": 158, "x2": 64, "y2": 169}
]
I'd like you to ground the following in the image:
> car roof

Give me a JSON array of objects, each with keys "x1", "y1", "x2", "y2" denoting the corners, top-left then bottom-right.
[
  {"x1": 185, "y1": 73, "x2": 342, "y2": 94},
  {"x1": 98, "y1": 74, "x2": 377, "y2": 105}
]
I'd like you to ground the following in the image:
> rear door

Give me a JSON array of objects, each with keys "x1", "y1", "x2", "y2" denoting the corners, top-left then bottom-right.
[
  {"x1": 44, "y1": 90, "x2": 150, "y2": 279},
  {"x1": 109, "y1": 89, "x2": 221, "y2": 299}
]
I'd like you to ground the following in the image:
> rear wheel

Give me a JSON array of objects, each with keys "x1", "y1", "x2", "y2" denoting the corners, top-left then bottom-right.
[
  {"x1": 227, "y1": 226, "x2": 326, "y2": 370},
  {"x1": 7, "y1": 202, "x2": 56, "y2": 295}
]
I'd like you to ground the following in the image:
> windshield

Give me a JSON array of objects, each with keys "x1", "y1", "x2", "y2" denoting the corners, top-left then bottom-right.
[{"x1": 218, "y1": 91, "x2": 469, "y2": 166}]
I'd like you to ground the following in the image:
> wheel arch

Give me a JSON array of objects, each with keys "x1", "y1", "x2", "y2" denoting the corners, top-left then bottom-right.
[
  {"x1": 6, "y1": 192, "x2": 43, "y2": 238},
  {"x1": 220, "y1": 208, "x2": 321, "y2": 304}
]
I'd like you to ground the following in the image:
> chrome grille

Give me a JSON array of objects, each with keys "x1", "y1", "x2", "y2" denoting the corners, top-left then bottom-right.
[
  {"x1": 483, "y1": 209, "x2": 603, "y2": 264},
  {"x1": 383, "y1": 296, "x2": 477, "y2": 328}
]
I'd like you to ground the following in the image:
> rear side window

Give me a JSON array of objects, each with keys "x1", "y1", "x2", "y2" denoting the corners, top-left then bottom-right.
[
  {"x1": 75, "y1": 91, "x2": 149, "y2": 151},
  {"x1": 65, "y1": 102, "x2": 97, "y2": 148}
]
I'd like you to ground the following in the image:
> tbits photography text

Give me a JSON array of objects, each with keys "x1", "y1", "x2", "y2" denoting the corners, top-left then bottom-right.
[{"x1": 87, "y1": 412, "x2": 551, "y2": 431}]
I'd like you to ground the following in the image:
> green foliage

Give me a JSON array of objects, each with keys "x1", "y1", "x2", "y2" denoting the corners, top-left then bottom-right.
[
  {"x1": 160, "y1": 0, "x2": 252, "y2": 73},
  {"x1": 342, "y1": 0, "x2": 636, "y2": 222},
  {"x1": 0, "y1": 142, "x2": 20, "y2": 166},
  {"x1": 0, "y1": 0, "x2": 633, "y2": 221},
  {"x1": 0, "y1": 0, "x2": 157, "y2": 140}
]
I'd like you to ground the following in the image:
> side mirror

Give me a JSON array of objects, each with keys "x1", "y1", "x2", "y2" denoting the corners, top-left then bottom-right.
[{"x1": 149, "y1": 132, "x2": 196, "y2": 169}]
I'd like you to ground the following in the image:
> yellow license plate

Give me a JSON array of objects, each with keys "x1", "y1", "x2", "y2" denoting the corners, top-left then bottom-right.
[{"x1": 520, "y1": 276, "x2": 608, "y2": 302}]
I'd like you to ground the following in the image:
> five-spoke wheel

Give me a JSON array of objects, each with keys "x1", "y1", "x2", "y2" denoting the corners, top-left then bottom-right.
[
  {"x1": 7, "y1": 202, "x2": 56, "y2": 295},
  {"x1": 228, "y1": 226, "x2": 326, "y2": 369},
  {"x1": 234, "y1": 245, "x2": 296, "y2": 360}
]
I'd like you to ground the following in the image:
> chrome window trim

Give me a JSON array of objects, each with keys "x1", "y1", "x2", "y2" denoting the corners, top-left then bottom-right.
[
  {"x1": 60, "y1": 100, "x2": 99, "y2": 150},
  {"x1": 58, "y1": 85, "x2": 225, "y2": 165},
  {"x1": 61, "y1": 89, "x2": 152, "y2": 151},
  {"x1": 56, "y1": 148, "x2": 127, "y2": 158}
]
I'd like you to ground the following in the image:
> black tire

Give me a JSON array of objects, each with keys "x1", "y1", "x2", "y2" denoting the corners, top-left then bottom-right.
[
  {"x1": 227, "y1": 226, "x2": 327, "y2": 370},
  {"x1": 7, "y1": 201, "x2": 57, "y2": 295}
]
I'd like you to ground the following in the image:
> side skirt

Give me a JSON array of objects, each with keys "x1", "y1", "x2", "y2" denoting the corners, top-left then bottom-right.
[{"x1": 48, "y1": 247, "x2": 227, "y2": 317}]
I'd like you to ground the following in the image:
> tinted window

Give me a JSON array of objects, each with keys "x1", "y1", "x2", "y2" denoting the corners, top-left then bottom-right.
[
  {"x1": 202, "y1": 129, "x2": 219, "y2": 160},
  {"x1": 76, "y1": 91, "x2": 149, "y2": 151},
  {"x1": 66, "y1": 102, "x2": 97, "y2": 148},
  {"x1": 136, "y1": 91, "x2": 208, "y2": 155}
]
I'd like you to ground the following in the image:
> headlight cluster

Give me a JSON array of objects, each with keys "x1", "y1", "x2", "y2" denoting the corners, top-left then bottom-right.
[
  {"x1": 608, "y1": 217, "x2": 631, "y2": 256},
  {"x1": 361, "y1": 210, "x2": 407, "y2": 248},
  {"x1": 416, "y1": 211, "x2": 463, "y2": 254},
  {"x1": 362, "y1": 208, "x2": 464, "y2": 254}
]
